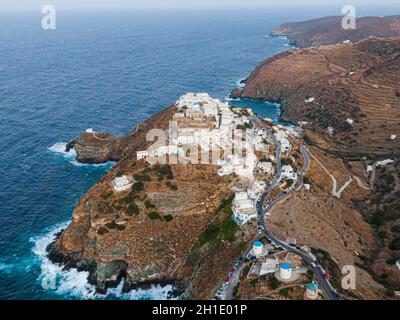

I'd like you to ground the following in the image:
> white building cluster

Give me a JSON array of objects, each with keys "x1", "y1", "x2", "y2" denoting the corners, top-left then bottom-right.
[
  {"x1": 258, "y1": 161, "x2": 273, "y2": 174},
  {"x1": 136, "y1": 93, "x2": 281, "y2": 226},
  {"x1": 137, "y1": 93, "x2": 271, "y2": 182},
  {"x1": 232, "y1": 179, "x2": 267, "y2": 225},
  {"x1": 273, "y1": 125, "x2": 292, "y2": 155},
  {"x1": 232, "y1": 191, "x2": 257, "y2": 224}
]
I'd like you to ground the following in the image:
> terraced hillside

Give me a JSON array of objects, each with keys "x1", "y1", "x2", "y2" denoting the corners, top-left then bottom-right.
[
  {"x1": 271, "y1": 15, "x2": 400, "y2": 48},
  {"x1": 232, "y1": 37, "x2": 400, "y2": 158}
]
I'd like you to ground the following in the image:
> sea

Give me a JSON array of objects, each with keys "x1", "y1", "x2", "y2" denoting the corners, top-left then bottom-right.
[{"x1": 0, "y1": 6, "x2": 396, "y2": 299}]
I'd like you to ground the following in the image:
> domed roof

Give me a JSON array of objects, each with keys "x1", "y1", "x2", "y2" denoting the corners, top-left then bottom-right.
[
  {"x1": 281, "y1": 262, "x2": 291, "y2": 270},
  {"x1": 306, "y1": 282, "x2": 318, "y2": 291}
]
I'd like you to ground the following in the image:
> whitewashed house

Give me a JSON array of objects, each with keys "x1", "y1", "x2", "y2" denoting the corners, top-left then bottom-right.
[
  {"x1": 232, "y1": 192, "x2": 257, "y2": 225},
  {"x1": 281, "y1": 165, "x2": 297, "y2": 180},
  {"x1": 112, "y1": 176, "x2": 133, "y2": 192},
  {"x1": 258, "y1": 161, "x2": 273, "y2": 174}
]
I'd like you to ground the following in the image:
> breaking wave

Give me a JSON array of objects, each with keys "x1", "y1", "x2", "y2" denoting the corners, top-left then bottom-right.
[
  {"x1": 48, "y1": 142, "x2": 76, "y2": 158},
  {"x1": 30, "y1": 222, "x2": 174, "y2": 300},
  {"x1": 234, "y1": 78, "x2": 246, "y2": 88}
]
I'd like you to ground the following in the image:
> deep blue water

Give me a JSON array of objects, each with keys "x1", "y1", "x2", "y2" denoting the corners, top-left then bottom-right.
[{"x1": 0, "y1": 6, "x2": 397, "y2": 299}]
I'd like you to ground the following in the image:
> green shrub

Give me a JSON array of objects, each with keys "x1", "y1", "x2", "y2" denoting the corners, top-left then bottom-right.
[
  {"x1": 144, "y1": 200, "x2": 155, "y2": 209},
  {"x1": 126, "y1": 203, "x2": 140, "y2": 216},
  {"x1": 134, "y1": 174, "x2": 151, "y2": 182},
  {"x1": 244, "y1": 122, "x2": 252, "y2": 129},
  {"x1": 159, "y1": 165, "x2": 173, "y2": 176},
  {"x1": 279, "y1": 288, "x2": 290, "y2": 298},
  {"x1": 377, "y1": 231, "x2": 387, "y2": 239},
  {"x1": 249, "y1": 279, "x2": 258, "y2": 286},
  {"x1": 97, "y1": 227, "x2": 109, "y2": 235},
  {"x1": 143, "y1": 167, "x2": 150, "y2": 174},
  {"x1": 163, "y1": 214, "x2": 173, "y2": 222},
  {"x1": 169, "y1": 184, "x2": 178, "y2": 191},
  {"x1": 197, "y1": 223, "x2": 220, "y2": 247},
  {"x1": 132, "y1": 182, "x2": 144, "y2": 192},
  {"x1": 268, "y1": 274, "x2": 280, "y2": 290},
  {"x1": 389, "y1": 237, "x2": 400, "y2": 251},
  {"x1": 303, "y1": 134, "x2": 315, "y2": 146},
  {"x1": 281, "y1": 158, "x2": 294, "y2": 166},
  {"x1": 121, "y1": 193, "x2": 136, "y2": 204},
  {"x1": 105, "y1": 221, "x2": 125, "y2": 231},
  {"x1": 148, "y1": 212, "x2": 162, "y2": 220},
  {"x1": 101, "y1": 192, "x2": 112, "y2": 200},
  {"x1": 396, "y1": 90, "x2": 400, "y2": 97},
  {"x1": 386, "y1": 258, "x2": 397, "y2": 265},
  {"x1": 303, "y1": 176, "x2": 312, "y2": 185}
]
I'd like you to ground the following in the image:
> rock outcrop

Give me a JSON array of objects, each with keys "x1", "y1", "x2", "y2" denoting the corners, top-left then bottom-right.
[{"x1": 66, "y1": 105, "x2": 177, "y2": 164}]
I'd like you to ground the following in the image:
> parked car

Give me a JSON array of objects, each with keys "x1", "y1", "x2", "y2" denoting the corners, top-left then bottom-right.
[{"x1": 311, "y1": 262, "x2": 316, "y2": 268}]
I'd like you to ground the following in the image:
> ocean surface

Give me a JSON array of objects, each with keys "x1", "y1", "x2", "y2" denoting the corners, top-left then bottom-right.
[{"x1": 0, "y1": 6, "x2": 396, "y2": 300}]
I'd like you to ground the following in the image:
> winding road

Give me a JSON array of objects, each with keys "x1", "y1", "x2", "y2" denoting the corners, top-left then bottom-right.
[{"x1": 221, "y1": 116, "x2": 340, "y2": 300}]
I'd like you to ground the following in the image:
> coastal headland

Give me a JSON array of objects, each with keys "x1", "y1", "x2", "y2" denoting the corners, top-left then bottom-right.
[{"x1": 49, "y1": 15, "x2": 400, "y2": 300}]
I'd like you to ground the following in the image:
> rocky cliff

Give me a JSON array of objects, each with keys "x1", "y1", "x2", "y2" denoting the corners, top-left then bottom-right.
[
  {"x1": 232, "y1": 37, "x2": 400, "y2": 158},
  {"x1": 271, "y1": 15, "x2": 400, "y2": 48},
  {"x1": 66, "y1": 106, "x2": 177, "y2": 164},
  {"x1": 49, "y1": 105, "x2": 252, "y2": 298}
]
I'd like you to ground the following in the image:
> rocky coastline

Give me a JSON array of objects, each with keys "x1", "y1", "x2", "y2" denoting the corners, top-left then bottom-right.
[{"x1": 47, "y1": 15, "x2": 400, "y2": 299}]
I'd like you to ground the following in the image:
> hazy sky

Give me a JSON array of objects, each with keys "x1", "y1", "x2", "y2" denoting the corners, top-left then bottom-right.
[{"x1": 2, "y1": 0, "x2": 399, "y2": 11}]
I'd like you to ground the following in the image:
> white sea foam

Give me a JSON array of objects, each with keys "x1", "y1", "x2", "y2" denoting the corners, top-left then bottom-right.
[
  {"x1": 48, "y1": 142, "x2": 76, "y2": 158},
  {"x1": 69, "y1": 159, "x2": 116, "y2": 168},
  {"x1": 31, "y1": 222, "x2": 174, "y2": 300},
  {"x1": 234, "y1": 78, "x2": 246, "y2": 88}
]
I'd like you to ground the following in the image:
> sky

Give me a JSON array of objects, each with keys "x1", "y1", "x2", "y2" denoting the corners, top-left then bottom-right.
[{"x1": 1, "y1": 0, "x2": 399, "y2": 11}]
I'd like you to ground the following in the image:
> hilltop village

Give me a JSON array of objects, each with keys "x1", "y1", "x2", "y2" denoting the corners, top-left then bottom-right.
[
  {"x1": 52, "y1": 15, "x2": 400, "y2": 302},
  {"x1": 114, "y1": 93, "x2": 302, "y2": 227},
  {"x1": 54, "y1": 88, "x2": 399, "y2": 300},
  {"x1": 107, "y1": 93, "x2": 334, "y2": 300}
]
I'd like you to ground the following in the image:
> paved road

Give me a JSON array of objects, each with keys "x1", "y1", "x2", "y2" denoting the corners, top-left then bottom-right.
[
  {"x1": 223, "y1": 263, "x2": 243, "y2": 300},
  {"x1": 218, "y1": 116, "x2": 340, "y2": 300},
  {"x1": 253, "y1": 118, "x2": 340, "y2": 300}
]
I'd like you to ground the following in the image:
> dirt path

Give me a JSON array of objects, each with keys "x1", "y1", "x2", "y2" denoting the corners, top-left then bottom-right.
[{"x1": 308, "y1": 150, "x2": 353, "y2": 198}]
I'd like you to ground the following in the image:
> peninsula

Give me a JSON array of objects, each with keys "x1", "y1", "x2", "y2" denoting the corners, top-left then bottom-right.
[{"x1": 49, "y1": 15, "x2": 400, "y2": 300}]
